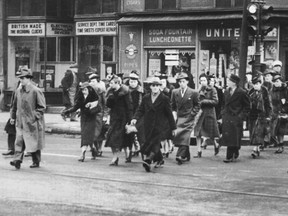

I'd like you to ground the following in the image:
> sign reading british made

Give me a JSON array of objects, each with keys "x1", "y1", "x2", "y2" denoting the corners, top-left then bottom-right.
[
  {"x1": 46, "y1": 23, "x2": 74, "y2": 36},
  {"x1": 8, "y1": 23, "x2": 45, "y2": 36},
  {"x1": 144, "y1": 26, "x2": 196, "y2": 47},
  {"x1": 76, "y1": 21, "x2": 117, "y2": 36}
]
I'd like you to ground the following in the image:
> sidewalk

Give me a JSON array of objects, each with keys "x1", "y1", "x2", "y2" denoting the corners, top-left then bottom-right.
[{"x1": 0, "y1": 111, "x2": 81, "y2": 135}]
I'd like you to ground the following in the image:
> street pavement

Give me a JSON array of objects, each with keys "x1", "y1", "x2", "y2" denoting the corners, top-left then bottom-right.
[{"x1": 0, "y1": 111, "x2": 288, "y2": 215}]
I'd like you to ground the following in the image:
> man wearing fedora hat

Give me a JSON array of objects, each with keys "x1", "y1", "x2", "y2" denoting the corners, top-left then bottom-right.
[
  {"x1": 220, "y1": 74, "x2": 250, "y2": 163},
  {"x1": 10, "y1": 68, "x2": 46, "y2": 169},
  {"x1": 131, "y1": 76, "x2": 176, "y2": 172},
  {"x1": 61, "y1": 63, "x2": 79, "y2": 121},
  {"x1": 171, "y1": 73, "x2": 200, "y2": 164}
]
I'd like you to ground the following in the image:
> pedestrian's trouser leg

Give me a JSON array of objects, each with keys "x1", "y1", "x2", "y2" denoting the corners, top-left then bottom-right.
[
  {"x1": 8, "y1": 134, "x2": 16, "y2": 152},
  {"x1": 31, "y1": 150, "x2": 41, "y2": 164},
  {"x1": 226, "y1": 146, "x2": 235, "y2": 160},
  {"x1": 14, "y1": 137, "x2": 25, "y2": 162}
]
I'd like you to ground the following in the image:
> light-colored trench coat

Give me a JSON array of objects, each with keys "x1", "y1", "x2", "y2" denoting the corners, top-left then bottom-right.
[{"x1": 11, "y1": 82, "x2": 46, "y2": 152}]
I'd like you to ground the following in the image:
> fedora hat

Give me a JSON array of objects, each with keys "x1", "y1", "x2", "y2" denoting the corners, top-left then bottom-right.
[
  {"x1": 89, "y1": 73, "x2": 100, "y2": 80},
  {"x1": 17, "y1": 67, "x2": 33, "y2": 78},
  {"x1": 146, "y1": 76, "x2": 162, "y2": 85},
  {"x1": 229, "y1": 74, "x2": 240, "y2": 84},
  {"x1": 272, "y1": 74, "x2": 282, "y2": 82},
  {"x1": 79, "y1": 82, "x2": 90, "y2": 89},
  {"x1": 272, "y1": 60, "x2": 282, "y2": 68},
  {"x1": 252, "y1": 75, "x2": 262, "y2": 84},
  {"x1": 176, "y1": 72, "x2": 189, "y2": 80}
]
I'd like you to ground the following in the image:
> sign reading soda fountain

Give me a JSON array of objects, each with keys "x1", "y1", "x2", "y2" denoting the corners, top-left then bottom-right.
[{"x1": 144, "y1": 25, "x2": 196, "y2": 47}]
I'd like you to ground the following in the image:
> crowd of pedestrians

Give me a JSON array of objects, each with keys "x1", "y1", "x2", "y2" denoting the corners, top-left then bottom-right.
[{"x1": 2, "y1": 60, "x2": 288, "y2": 172}]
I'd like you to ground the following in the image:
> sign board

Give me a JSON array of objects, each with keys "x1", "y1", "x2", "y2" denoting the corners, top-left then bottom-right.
[
  {"x1": 165, "y1": 61, "x2": 179, "y2": 66},
  {"x1": 165, "y1": 55, "x2": 179, "y2": 60},
  {"x1": 149, "y1": 59, "x2": 161, "y2": 76},
  {"x1": 8, "y1": 23, "x2": 45, "y2": 36},
  {"x1": 46, "y1": 23, "x2": 74, "y2": 36},
  {"x1": 76, "y1": 21, "x2": 117, "y2": 35},
  {"x1": 144, "y1": 25, "x2": 196, "y2": 47}
]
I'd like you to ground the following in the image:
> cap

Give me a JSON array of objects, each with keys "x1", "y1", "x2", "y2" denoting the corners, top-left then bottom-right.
[
  {"x1": 263, "y1": 69, "x2": 275, "y2": 76},
  {"x1": 272, "y1": 60, "x2": 282, "y2": 68},
  {"x1": 252, "y1": 76, "x2": 262, "y2": 84},
  {"x1": 158, "y1": 74, "x2": 168, "y2": 80},
  {"x1": 89, "y1": 73, "x2": 99, "y2": 80},
  {"x1": 176, "y1": 73, "x2": 189, "y2": 81},
  {"x1": 79, "y1": 82, "x2": 90, "y2": 89},
  {"x1": 229, "y1": 74, "x2": 240, "y2": 84},
  {"x1": 69, "y1": 63, "x2": 79, "y2": 68},
  {"x1": 129, "y1": 71, "x2": 139, "y2": 80},
  {"x1": 17, "y1": 67, "x2": 33, "y2": 78},
  {"x1": 150, "y1": 77, "x2": 162, "y2": 85},
  {"x1": 273, "y1": 74, "x2": 282, "y2": 82}
]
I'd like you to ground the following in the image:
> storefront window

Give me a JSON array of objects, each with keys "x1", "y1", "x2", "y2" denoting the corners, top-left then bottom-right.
[
  {"x1": 40, "y1": 37, "x2": 56, "y2": 61},
  {"x1": 59, "y1": 37, "x2": 74, "y2": 62},
  {"x1": 7, "y1": 0, "x2": 21, "y2": 16},
  {"x1": 103, "y1": 0, "x2": 118, "y2": 13},
  {"x1": 22, "y1": 0, "x2": 45, "y2": 16},
  {"x1": 78, "y1": 36, "x2": 101, "y2": 71},
  {"x1": 103, "y1": 36, "x2": 114, "y2": 61}
]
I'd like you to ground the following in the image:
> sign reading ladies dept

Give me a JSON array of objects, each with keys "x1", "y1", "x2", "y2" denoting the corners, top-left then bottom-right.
[
  {"x1": 8, "y1": 23, "x2": 45, "y2": 36},
  {"x1": 76, "y1": 21, "x2": 116, "y2": 35}
]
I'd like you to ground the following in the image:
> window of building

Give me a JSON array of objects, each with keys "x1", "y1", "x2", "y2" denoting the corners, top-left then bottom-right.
[
  {"x1": 40, "y1": 37, "x2": 74, "y2": 62},
  {"x1": 22, "y1": 0, "x2": 45, "y2": 16},
  {"x1": 46, "y1": 0, "x2": 58, "y2": 17},
  {"x1": 216, "y1": 0, "x2": 231, "y2": 8},
  {"x1": 60, "y1": 0, "x2": 74, "y2": 18},
  {"x1": 103, "y1": 0, "x2": 118, "y2": 13},
  {"x1": 145, "y1": 0, "x2": 159, "y2": 10},
  {"x1": 103, "y1": 36, "x2": 114, "y2": 62},
  {"x1": 234, "y1": 0, "x2": 244, "y2": 7},
  {"x1": 162, "y1": 0, "x2": 177, "y2": 10},
  {"x1": 59, "y1": 37, "x2": 74, "y2": 61},
  {"x1": 7, "y1": 0, "x2": 21, "y2": 16}
]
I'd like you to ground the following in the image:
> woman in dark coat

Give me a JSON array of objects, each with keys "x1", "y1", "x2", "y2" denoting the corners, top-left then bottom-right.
[
  {"x1": 131, "y1": 77, "x2": 176, "y2": 172},
  {"x1": 270, "y1": 75, "x2": 288, "y2": 153},
  {"x1": 194, "y1": 73, "x2": 220, "y2": 158},
  {"x1": 63, "y1": 82, "x2": 99, "y2": 162},
  {"x1": 220, "y1": 74, "x2": 250, "y2": 163},
  {"x1": 105, "y1": 75, "x2": 133, "y2": 165},
  {"x1": 248, "y1": 76, "x2": 272, "y2": 158}
]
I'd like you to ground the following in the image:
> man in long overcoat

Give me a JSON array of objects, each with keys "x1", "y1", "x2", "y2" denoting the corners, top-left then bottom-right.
[
  {"x1": 131, "y1": 77, "x2": 176, "y2": 172},
  {"x1": 171, "y1": 73, "x2": 200, "y2": 165},
  {"x1": 220, "y1": 74, "x2": 250, "y2": 163},
  {"x1": 10, "y1": 68, "x2": 46, "y2": 169}
]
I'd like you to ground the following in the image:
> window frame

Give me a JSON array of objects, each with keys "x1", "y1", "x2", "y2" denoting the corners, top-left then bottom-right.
[
  {"x1": 75, "y1": 0, "x2": 118, "y2": 15},
  {"x1": 145, "y1": 0, "x2": 179, "y2": 11}
]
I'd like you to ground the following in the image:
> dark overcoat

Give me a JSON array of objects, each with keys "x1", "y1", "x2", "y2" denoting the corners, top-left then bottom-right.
[
  {"x1": 194, "y1": 86, "x2": 220, "y2": 138},
  {"x1": 270, "y1": 84, "x2": 288, "y2": 136},
  {"x1": 133, "y1": 92, "x2": 176, "y2": 155},
  {"x1": 220, "y1": 87, "x2": 250, "y2": 147},
  {"x1": 105, "y1": 85, "x2": 133, "y2": 149},
  {"x1": 171, "y1": 87, "x2": 200, "y2": 146},
  {"x1": 68, "y1": 86, "x2": 99, "y2": 147}
]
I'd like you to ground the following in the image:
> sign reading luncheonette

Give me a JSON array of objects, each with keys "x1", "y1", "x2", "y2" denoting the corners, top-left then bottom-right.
[
  {"x1": 46, "y1": 23, "x2": 74, "y2": 36},
  {"x1": 8, "y1": 23, "x2": 45, "y2": 36},
  {"x1": 76, "y1": 21, "x2": 117, "y2": 35}
]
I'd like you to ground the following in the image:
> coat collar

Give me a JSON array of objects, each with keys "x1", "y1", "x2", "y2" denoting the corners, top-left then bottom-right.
[{"x1": 21, "y1": 82, "x2": 33, "y2": 93}]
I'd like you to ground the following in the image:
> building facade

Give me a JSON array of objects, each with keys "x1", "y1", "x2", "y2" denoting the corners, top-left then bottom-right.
[
  {"x1": 118, "y1": 0, "x2": 288, "y2": 87},
  {"x1": 1, "y1": 0, "x2": 288, "y2": 106}
]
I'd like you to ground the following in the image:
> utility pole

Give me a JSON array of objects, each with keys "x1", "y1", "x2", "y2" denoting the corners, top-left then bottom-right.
[{"x1": 239, "y1": 0, "x2": 250, "y2": 88}]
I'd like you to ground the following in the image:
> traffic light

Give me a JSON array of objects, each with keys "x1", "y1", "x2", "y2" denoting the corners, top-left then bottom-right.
[
  {"x1": 247, "y1": 3, "x2": 259, "y2": 37},
  {"x1": 260, "y1": 4, "x2": 273, "y2": 37}
]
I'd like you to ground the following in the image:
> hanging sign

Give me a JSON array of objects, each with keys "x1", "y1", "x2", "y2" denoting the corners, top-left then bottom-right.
[
  {"x1": 46, "y1": 23, "x2": 74, "y2": 36},
  {"x1": 8, "y1": 23, "x2": 45, "y2": 36},
  {"x1": 76, "y1": 20, "x2": 117, "y2": 35}
]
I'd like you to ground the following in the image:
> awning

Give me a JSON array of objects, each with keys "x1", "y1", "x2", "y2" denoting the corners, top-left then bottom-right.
[{"x1": 118, "y1": 14, "x2": 243, "y2": 24}]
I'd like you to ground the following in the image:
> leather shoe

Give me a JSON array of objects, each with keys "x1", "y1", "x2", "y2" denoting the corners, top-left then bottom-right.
[
  {"x1": 193, "y1": 151, "x2": 202, "y2": 158},
  {"x1": 176, "y1": 156, "x2": 183, "y2": 165},
  {"x1": 142, "y1": 159, "x2": 151, "y2": 172},
  {"x1": 2, "y1": 150, "x2": 14, "y2": 156},
  {"x1": 30, "y1": 163, "x2": 40, "y2": 168},
  {"x1": 10, "y1": 160, "x2": 22, "y2": 169},
  {"x1": 223, "y1": 158, "x2": 233, "y2": 163}
]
